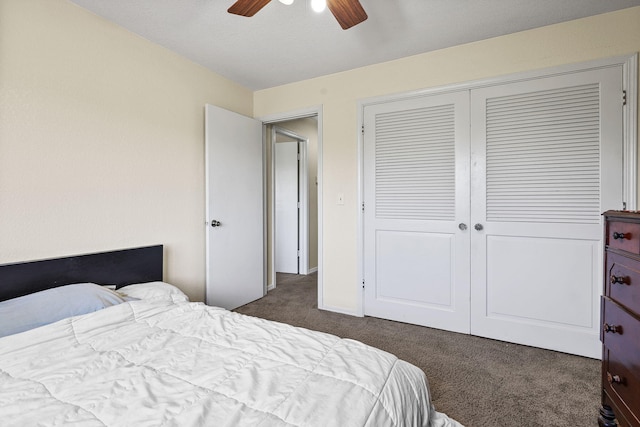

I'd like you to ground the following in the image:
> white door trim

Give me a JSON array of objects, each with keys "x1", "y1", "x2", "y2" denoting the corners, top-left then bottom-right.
[
  {"x1": 623, "y1": 54, "x2": 638, "y2": 210},
  {"x1": 357, "y1": 53, "x2": 638, "y2": 318},
  {"x1": 356, "y1": 108, "x2": 365, "y2": 317},
  {"x1": 258, "y1": 106, "x2": 324, "y2": 309}
]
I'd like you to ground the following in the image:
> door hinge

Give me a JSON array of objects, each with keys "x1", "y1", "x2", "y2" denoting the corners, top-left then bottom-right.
[
  {"x1": 361, "y1": 202, "x2": 365, "y2": 212},
  {"x1": 362, "y1": 280, "x2": 365, "y2": 289},
  {"x1": 297, "y1": 153, "x2": 300, "y2": 160},
  {"x1": 297, "y1": 250, "x2": 300, "y2": 257},
  {"x1": 623, "y1": 201, "x2": 627, "y2": 210},
  {"x1": 623, "y1": 90, "x2": 627, "y2": 106},
  {"x1": 361, "y1": 125, "x2": 365, "y2": 135}
]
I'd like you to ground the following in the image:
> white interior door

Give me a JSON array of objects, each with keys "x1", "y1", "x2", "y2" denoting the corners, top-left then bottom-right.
[
  {"x1": 363, "y1": 91, "x2": 471, "y2": 333},
  {"x1": 469, "y1": 67, "x2": 623, "y2": 358},
  {"x1": 205, "y1": 104, "x2": 264, "y2": 310},
  {"x1": 275, "y1": 141, "x2": 299, "y2": 274}
]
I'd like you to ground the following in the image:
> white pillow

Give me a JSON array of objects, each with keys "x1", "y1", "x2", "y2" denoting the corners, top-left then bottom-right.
[
  {"x1": 117, "y1": 281, "x2": 189, "y2": 303},
  {"x1": 0, "y1": 283, "x2": 126, "y2": 338}
]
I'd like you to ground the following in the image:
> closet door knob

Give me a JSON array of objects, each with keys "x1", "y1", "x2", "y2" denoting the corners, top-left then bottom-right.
[
  {"x1": 458, "y1": 223, "x2": 467, "y2": 231},
  {"x1": 474, "y1": 223, "x2": 484, "y2": 231},
  {"x1": 210, "y1": 220, "x2": 221, "y2": 227}
]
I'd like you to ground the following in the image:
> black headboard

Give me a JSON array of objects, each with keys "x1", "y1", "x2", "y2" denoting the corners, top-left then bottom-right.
[{"x1": 0, "y1": 245, "x2": 163, "y2": 302}]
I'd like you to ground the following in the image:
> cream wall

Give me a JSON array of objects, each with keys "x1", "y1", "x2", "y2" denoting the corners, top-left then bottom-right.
[
  {"x1": 0, "y1": 0, "x2": 253, "y2": 301},
  {"x1": 2, "y1": 1, "x2": 638, "y2": 312},
  {"x1": 254, "y1": 7, "x2": 640, "y2": 313}
]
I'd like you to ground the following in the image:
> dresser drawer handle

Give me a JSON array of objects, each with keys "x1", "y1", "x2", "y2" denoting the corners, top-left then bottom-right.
[
  {"x1": 612, "y1": 231, "x2": 629, "y2": 240},
  {"x1": 610, "y1": 275, "x2": 629, "y2": 285},
  {"x1": 603, "y1": 323, "x2": 622, "y2": 334},
  {"x1": 607, "y1": 372, "x2": 623, "y2": 385}
]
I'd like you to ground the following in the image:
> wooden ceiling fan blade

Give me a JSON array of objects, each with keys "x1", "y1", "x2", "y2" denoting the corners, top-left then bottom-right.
[
  {"x1": 327, "y1": 0, "x2": 368, "y2": 29},
  {"x1": 228, "y1": 0, "x2": 272, "y2": 17}
]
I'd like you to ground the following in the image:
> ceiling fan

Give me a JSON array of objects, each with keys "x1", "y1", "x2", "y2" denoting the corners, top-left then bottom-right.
[{"x1": 228, "y1": 0, "x2": 368, "y2": 30}]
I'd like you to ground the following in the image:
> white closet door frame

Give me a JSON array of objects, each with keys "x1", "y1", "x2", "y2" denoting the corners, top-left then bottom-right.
[{"x1": 357, "y1": 53, "x2": 637, "y2": 318}]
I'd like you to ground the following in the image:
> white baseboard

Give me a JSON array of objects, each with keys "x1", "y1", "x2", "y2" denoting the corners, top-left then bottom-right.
[
  {"x1": 267, "y1": 283, "x2": 275, "y2": 291},
  {"x1": 306, "y1": 267, "x2": 318, "y2": 274},
  {"x1": 318, "y1": 303, "x2": 363, "y2": 317}
]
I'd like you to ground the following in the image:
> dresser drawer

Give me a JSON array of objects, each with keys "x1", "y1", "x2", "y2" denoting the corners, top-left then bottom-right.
[
  {"x1": 602, "y1": 389, "x2": 640, "y2": 427},
  {"x1": 606, "y1": 251, "x2": 640, "y2": 314},
  {"x1": 607, "y1": 220, "x2": 640, "y2": 254},
  {"x1": 601, "y1": 298, "x2": 640, "y2": 419},
  {"x1": 601, "y1": 298, "x2": 640, "y2": 355},
  {"x1": 603, "y1": 348, "x2": 640, "y2": 427}
]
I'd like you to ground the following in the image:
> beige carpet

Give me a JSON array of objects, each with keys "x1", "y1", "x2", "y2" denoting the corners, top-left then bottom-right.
[{"x1": 234, "y1": 273, "x2": 600, "y2": 427}]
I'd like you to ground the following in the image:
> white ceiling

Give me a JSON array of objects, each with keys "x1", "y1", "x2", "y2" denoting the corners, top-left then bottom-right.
[{"x1": 68, "y1": 0, "x2": 640, "y2": 90}]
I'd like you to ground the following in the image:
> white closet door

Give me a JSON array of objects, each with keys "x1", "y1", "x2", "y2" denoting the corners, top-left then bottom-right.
[
  {"x1": 363, "y1": 91, "x2": 471, "y2": 333},
  {"x1": 470, "y1": 67, "x2": 623, "y2": 358}
]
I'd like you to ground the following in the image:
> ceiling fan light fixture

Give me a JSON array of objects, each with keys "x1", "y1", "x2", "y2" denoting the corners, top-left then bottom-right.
[
  {"x1": 278, "y1": 0, "x2": 294, "y2": 5},
  {"x1": 228, "y1": 0, "x2": 367, "y2": 29},
  {"x1": 310, "y1": 0, "x2": 326, "y2": 13}
]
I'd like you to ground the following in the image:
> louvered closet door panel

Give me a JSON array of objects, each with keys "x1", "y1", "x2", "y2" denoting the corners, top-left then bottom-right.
[
  {"x1": 486, "y1": 84, "x2": 601, "y2": 224},
  {"x1": 363, "y1": 91, "x2": 471, "y2": 333},
  {"x1": 375, "y1": 105, "x2": 456, "y2": 221},
  {"x1": 470, "y1": 67, "x2": 623, "y2": 358}
]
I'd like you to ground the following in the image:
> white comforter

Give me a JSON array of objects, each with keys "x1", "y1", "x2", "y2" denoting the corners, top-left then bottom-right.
[{"x1": 0, "y1": 299, "x2": 458, "y2": 426}]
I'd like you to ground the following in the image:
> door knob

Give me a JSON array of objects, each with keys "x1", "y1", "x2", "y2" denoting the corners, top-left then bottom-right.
[
  {"x1": 458, "y1": 223, "x2": 467, "y2": 231},
  {"x1": 211, "y1": 220, "x2": 221, "y2": 227},
  {"x1": 474, "y1": 223, "x2": 483, "y2": 231}
]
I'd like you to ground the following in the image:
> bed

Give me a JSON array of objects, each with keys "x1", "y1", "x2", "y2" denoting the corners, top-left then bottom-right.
[{"x1": 0, "y1": 246, "x2": 461, "y2": 426}]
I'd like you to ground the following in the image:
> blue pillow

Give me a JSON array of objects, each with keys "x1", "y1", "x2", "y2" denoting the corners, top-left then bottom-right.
[{"x1": 0, "y1": 283, "x2": 126, "y2": 338}]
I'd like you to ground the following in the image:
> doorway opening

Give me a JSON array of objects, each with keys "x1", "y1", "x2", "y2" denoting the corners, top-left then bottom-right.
[
  {"x1": 265, "y1": 116, "x2": 320, "y2": 290},
  {"x1": 273, "y1": 127, "x2": 307, "y2": 276}
]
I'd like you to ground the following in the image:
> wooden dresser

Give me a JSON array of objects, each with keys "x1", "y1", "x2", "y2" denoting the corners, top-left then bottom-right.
[{"x1": 599, "y1": 211, "x2": 640, "y2": 427}]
